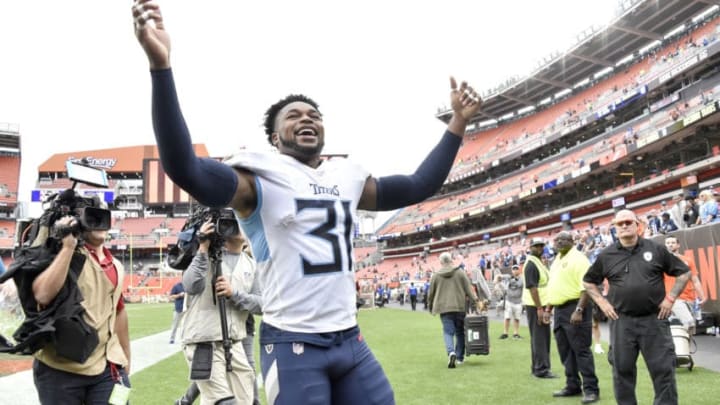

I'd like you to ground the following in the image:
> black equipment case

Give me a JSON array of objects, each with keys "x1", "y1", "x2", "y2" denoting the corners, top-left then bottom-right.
[{"x1": 465, "y1": 314, "x2": 490, "y2": 356}]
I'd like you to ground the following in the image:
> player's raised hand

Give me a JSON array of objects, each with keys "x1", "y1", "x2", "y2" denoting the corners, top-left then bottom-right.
[
  {"x1": 133, "y1": 0, "x2": 171, "y2": 70},
  {"x1": 450, "y1": 77, "x2": 482, "y2": 121}
]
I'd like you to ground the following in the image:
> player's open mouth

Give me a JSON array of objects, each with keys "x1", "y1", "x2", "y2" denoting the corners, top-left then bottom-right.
[{"x1": 295, "y1": 127, "x2": 317, "y2": 137}]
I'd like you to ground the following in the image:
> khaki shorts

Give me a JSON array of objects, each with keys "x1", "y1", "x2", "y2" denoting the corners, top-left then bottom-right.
[{"x1": 504, "y1": 302, "x2": 523, "y2": 320}]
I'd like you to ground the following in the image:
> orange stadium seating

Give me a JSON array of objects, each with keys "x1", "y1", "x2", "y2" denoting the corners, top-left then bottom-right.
[
  {"x1": 117, "y1": 217, "x2": 167, "y2": 237},
  {"x1": 449, "y1": 16, "x2": 720, "y2": 183},
  {"x1": 370, "y1": 11, "x2": 720, "y2": 290},
  {"x1": 385, "y1": 78, "x2": 719, "y2": 237}
]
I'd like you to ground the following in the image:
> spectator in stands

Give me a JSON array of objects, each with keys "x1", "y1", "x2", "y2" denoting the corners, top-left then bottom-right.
[
  {"x1": 659, "y1": 212, "x2": 678, "y2": 234},
  {"x1": 168, "y1": 281, "x2": 185, "y2": 344},
  {"x1": 181, "y1": 218, "x2": 260, "y2": 404},
  {"x1": 32, "y1": 214, "x2": 131, "y2": 404},
  {"x1": 546, "y1": 232, "x2": 599, "y2": 404},
  {"x1": 696, "y1": 189, "x2": 719, "y2": 225},
  {"x1": 583, "y1": 209, "x2": 690, "y2": 405},
  {"x1": 581, "y1": 229, "x2": 596, "y2": 259},
  {"x1": 522, "y1": 238, "x2": 556, "y2": 379},
  {"x1": 667, "y1": 194, "x2": 686, "y2": 230},
  {"x1": 428, "y1": 252, "x2": 479, "y2": 368},
  {"x1": 664, "y1": 236, "x2": 705, "y2": 334},
  {"x1": 683, "y1": 195, "x2": 699, "y2": 227},
  {"x1": 134, "y1": 2, "x2": 481, "y2": 401},
  {"x1": 598, "y1": 226, "x2": 614, "y2": 248},
  {"x1": 499, "y1": 265, "x2": 523, "y2": 340},
  {"x1": 646, "y1": 211, "x2": 661, "y2": 236}
]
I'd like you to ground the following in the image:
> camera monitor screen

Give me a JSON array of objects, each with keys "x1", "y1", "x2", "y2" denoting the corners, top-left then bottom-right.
[{"x1": 66, "y1": 160, "x2": 109, "y2": 188}]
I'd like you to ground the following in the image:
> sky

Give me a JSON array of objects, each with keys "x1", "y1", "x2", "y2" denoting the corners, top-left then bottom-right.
[{"x1": 0, "y1": 0, "x2": 618, "y2": 223}]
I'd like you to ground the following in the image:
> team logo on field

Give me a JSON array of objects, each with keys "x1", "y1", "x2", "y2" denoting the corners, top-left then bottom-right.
[
  {"x1": 264, "y1": 344, "x2": 274, "y2": 354},
  {"x1": 293, "y1": 342, "x2": 304, "y2": 355},
  {"x1": 643, "y1": 252, "x2": 653, "y2": 262}
]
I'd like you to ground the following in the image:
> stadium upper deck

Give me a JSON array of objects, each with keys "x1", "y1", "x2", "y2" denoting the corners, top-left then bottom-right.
[
  {"x1": 376, "y1": 1, "x2": 720, "y2": 253},
  {"x1": 437, "y1": 0, "x2": 718, "y2": 124}
]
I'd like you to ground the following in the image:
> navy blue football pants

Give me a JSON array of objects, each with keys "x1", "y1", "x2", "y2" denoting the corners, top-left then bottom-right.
[{"x1": 259, "y1": 324, "x2": 394, "y2": 405}]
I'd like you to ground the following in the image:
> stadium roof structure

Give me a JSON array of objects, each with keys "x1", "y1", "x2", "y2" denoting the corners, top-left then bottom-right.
[
  {"x1": 38, "y1": 144, "x2": 210, "y2": 174},
  {"x1": 437, "y1": 0, "x2": 718, "y2": 123}
]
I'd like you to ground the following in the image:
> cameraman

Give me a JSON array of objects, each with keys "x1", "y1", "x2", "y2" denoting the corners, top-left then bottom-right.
[
  {"x1": 181, "y1": 218, "x2": 259, "y2": 405},
  {"x1": 31, "y1": 215, "x2": 131, "y2": 404}
]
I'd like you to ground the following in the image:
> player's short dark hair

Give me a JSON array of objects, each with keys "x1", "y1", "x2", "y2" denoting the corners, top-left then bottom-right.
[{"x1": 263, "y1": 94, "x2": 320, "y2": 145}]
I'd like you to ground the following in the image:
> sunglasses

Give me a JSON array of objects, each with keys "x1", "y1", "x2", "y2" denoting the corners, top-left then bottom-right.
[{"x1": 614, "y1": 220, "x2": 636, "y2": 227}]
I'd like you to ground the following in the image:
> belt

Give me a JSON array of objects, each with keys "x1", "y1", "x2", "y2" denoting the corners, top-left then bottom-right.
[{"x1": 557, "y1": 299, "x2": 580, "y2": 308}]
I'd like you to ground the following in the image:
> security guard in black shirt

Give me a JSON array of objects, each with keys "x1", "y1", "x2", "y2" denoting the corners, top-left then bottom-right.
[{"x1": 583, "y1": 209, "x2": 690, "y2": 405}]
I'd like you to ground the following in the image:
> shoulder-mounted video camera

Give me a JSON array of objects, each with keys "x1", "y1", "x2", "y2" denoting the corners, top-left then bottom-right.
[
  {"x1": 167, "y1": 206, "x2": 239, "y2": 270},
  {"x1": 13, "y1": 160, "x2": 111, "y2": 254}
]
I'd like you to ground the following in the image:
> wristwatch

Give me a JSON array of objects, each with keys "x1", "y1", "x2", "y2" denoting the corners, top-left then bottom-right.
[{"x1": 574, "y1": 307, "x2": 584, "y2": 313}]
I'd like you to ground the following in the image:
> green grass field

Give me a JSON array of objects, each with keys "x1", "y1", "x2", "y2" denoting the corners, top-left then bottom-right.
[
  {"x1": 126, "y1": 303, "x2": 177, "y2": 340},
  {"x1": 128, "y1": 305, "x2": 719, "y2": 405}
]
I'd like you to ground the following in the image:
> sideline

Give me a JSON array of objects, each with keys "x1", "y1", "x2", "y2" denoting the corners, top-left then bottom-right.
[{"x1": 0, "y1": 329, "x2": 179, "y2": 405}]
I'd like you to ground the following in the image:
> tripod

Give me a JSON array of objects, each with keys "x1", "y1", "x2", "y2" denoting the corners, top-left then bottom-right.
[{"x1": 208, "y1": 240, "x2": 233, "y2": 372}]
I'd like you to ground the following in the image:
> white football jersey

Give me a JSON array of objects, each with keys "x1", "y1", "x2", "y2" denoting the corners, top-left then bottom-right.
[{"x1": 226, "y1": 150, "x2": 367, "y2": 333}]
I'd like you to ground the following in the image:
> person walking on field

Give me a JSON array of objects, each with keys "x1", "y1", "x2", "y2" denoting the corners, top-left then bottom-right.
[{"x1": 428, "y1": 252, "x2": 480, "y2": 369}]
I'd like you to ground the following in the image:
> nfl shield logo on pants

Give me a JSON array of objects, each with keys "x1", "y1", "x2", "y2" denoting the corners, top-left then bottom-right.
[{"x1": 292, "y1": 342, "x2": 304, "y2": 355}]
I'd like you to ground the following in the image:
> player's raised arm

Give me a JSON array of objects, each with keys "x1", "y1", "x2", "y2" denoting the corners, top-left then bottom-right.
[
  {"x1": 359, "y1": 77, "x2": 482, "y2": 211},
  {"x1": 132, "y1": 1, "x2": 253, "y2": 210}
]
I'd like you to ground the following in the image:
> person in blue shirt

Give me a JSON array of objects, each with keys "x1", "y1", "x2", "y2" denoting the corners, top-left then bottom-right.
[
  {"x1": 168, "y1": 281, "x2": 185, "y2": 344},
  {"x1": 0, "y1": 258, "x2": 6, "y2": 277},
  {"x1": 408, "y1": 283, "x2": 419, "y2": 311},
  {"x1": 697, "y1": 190, "x2": 720, "y2": 225}
]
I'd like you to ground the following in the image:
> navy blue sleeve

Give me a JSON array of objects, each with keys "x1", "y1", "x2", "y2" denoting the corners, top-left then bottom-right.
[
  {"x1": 151, "y1": 69, "x2": 238, "y2": 208},
  {"x1": 375, "y1": 130, "x2": 462, "y2": 211}
]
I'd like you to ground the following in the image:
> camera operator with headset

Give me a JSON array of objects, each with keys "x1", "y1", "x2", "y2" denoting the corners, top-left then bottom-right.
[
  {"x1": 31, "y1": 207, "x2": 131, "y2": 404},
  {"x1": 180, "y1": 214, "x2": 260, "y2": 405}
]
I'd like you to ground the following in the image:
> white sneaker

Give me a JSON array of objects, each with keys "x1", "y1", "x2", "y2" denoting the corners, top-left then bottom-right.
[
  {"x1": 448, "y1": 352, "x2": 457, "y2": 368},
  {"x1": 456, "y1": 360, "x2": 464, "y2": 366},
  {"x1": 593, "y1": 344, "x2": 604, "y2": 354}
]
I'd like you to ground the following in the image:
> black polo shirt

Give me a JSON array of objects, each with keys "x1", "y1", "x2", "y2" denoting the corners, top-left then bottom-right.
[
  {"x1": 524, "y1": 260, "x2": 540, "y2": 289},
  {"x1": 583, "y1": 238, "x2": 688, "y2": 316}
]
